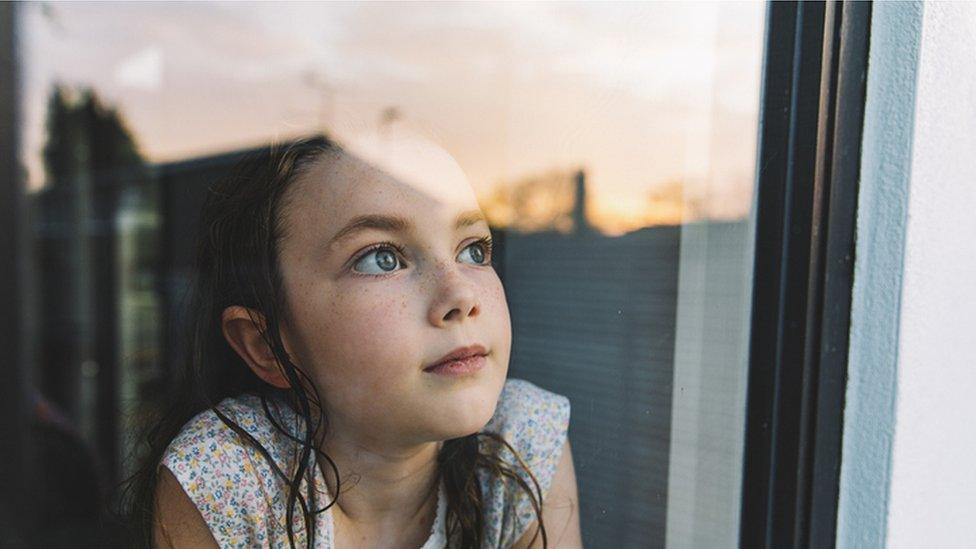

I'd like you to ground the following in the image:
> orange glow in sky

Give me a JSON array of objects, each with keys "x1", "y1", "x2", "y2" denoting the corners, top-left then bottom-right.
[{"x1": 19, "y1": 1, "x2": 764, "y2": 234}]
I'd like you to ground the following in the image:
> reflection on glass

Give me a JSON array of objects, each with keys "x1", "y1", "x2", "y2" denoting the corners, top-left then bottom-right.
[{"x1": 19, "y1": 2, "x2": 763, "y2": 546}]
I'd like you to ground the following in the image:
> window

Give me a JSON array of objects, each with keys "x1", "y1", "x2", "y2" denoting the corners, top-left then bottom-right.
[{"x1": 1, "y1": 2, "x2": 866, "y2": 547}]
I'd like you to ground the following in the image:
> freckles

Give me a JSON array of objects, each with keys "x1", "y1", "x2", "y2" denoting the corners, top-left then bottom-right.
[{"x1": 484, "y1": 280, "x2": 507, "y2": 302}]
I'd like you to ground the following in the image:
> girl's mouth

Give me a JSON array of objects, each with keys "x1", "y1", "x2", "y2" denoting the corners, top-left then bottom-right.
[
  {"x1": 423, "y1": 354, "x2": 487, "y2": 376},
  {"x1": 424, "y1": 343, "x2": 488, "y2": 372}
]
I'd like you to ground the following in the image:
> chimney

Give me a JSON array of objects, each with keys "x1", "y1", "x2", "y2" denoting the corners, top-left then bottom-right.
[{"x1": 572, "y1": 168, "x2": 591, "y2": 235}]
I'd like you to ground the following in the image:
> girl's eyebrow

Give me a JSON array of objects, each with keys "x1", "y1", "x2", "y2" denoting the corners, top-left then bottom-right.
[
  {"x1": 455, "y1": 209, "x2": 488, "y2": 230},
  {"x1": 328, "y1": 209, "x2": 486, "y2": 248},
  {"x1": 329, "y1": 214, "x2": 409, "y2": 248}
]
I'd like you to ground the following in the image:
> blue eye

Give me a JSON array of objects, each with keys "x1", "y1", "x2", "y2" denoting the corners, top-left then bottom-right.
[
  {"x1": 458, "y1": 238, "x2": 492, "y2": 265},
  {"x1": 353, "y1": 246, "x2": 403, "y2": 274}
]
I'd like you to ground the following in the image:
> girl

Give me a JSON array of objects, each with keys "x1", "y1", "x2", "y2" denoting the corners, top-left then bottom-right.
[{"x1": 126, "y1": 136, "x2": 582, "y2": 548}]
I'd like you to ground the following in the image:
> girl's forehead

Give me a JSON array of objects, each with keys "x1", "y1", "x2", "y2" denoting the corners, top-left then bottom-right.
[
  {"x1": 290, "y1": 148, "x2": 479, "y2": 237},
  {"x1": 292, "y1": 147, "x2": 482, "y2": 234}
]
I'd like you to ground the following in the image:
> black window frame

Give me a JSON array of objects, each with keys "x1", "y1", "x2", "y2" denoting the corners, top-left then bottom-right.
[
  {"x1": 0, "y1": 1, "x2": 33, "y2": 542},
  {"x1": 740, "y1": 1, "x2": 872, "y2": 547}
]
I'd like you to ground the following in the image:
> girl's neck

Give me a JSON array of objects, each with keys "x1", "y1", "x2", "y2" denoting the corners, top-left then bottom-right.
[{"x1": 316, "y1": 434, "x2": 443, "y2": 538}]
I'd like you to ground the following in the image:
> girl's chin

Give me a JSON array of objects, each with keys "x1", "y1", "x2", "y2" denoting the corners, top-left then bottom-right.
[
  {"x1": 416, "y1": 369, "x2": 506, "y2": 437},
  {"x1": 427, "y1": 395, "x2": 500, "y2": 439}
]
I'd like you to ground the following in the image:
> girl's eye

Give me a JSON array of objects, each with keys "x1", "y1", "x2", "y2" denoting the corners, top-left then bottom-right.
[
  {"x1": 458, "y1": 238, "x2": 492, "y2": 265},
  {"x1": 353, "y1": 246, "x2": 403, "y2": 275}
]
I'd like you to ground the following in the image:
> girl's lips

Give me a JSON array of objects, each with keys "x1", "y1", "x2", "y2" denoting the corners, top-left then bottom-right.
[
  {"x1": 423, "y1": 354, "x2": 487, "y2": 376},
  {"x1": 424, "y1": 344, "x2": 488, "y2": 371}
]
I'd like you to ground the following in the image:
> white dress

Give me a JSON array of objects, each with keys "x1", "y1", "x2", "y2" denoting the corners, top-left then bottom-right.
[{"x1": 161, "y1": 378, "x2": 571, "y2": 548}]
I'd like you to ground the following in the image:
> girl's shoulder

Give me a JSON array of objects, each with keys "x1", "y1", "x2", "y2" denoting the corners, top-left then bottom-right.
[
  {"x1": 483, "y1": 378, "x2": 571, "y2": 461},
  {"x1": 478, "y1": 378, "x2": 572, "y2": 548},
  {"x1": 160, "y1": 394, "x2": 314, "y2": 548},
  {"x1": 162, "y1": 394, "x2": 299, "y2": 475}
]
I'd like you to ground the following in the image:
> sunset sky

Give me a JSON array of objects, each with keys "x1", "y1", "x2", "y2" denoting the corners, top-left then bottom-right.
[{"x1": 19, "y1": 1, "x2": 764, "y2": 234}]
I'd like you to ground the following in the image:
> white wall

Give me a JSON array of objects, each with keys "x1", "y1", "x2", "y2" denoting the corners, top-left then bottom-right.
[
  {"x1": 886, "y1": 2, "x2": 976, "y2": 547},
  {"x1": 839, "y1": 2, "x2": 976, "y2": 547}
]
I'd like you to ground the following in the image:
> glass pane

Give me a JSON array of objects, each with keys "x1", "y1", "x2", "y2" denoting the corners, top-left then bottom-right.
[{"x1": 16, "y1": 2, "x2": 764, "y2": 546}]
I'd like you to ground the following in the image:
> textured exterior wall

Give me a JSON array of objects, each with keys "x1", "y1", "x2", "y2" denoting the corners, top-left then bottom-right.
[
  {"x1": 836, "y1": 2, "x2": 922, "y2": 547},
  {"x1": 839, "y1": 1, "x2": 976, "y2": 547},
  {"x1": 886, "y1": 2, "x2": 976, "y2": 547}
]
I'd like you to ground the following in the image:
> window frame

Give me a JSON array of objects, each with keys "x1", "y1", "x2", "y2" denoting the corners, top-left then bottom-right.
[
  {"x1": 740, "y1": 2, "x2": 872, "y2": 547},
  {"x1": 0, "y1": 1, "x2": 34, "y2": 540}
]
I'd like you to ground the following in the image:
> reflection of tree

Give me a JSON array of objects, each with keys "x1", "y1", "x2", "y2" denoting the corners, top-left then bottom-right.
[
  {"x1": 33, "y1": 84, "x2": 151, "y2": 484},
  {"x1": 481, "y1": 168, "x2": 579, "y2": 233},
  {"x1": 42, "y1": 86, "x2": 144, "y2": 185},
  {"x1": 482, "y1": 168, "x2": 703, "y2": 235},
  {"x1": 645, "y1": 179, "x2": 704, "y2": 225}
]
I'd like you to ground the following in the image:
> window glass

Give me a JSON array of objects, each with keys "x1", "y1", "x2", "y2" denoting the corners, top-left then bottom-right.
[{"x1": 16, "y1": 2, "x2": 763, "y2": 546}]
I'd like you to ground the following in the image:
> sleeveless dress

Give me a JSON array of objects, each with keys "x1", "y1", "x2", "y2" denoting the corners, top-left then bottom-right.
[{"x1": 161, "y1": 378, "x2": 571, "y2": 548}]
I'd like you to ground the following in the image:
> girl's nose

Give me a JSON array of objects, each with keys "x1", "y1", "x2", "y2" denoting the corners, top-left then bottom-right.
[{"x1": 427, "y1": 263, "x2": 480, "y2": 327}]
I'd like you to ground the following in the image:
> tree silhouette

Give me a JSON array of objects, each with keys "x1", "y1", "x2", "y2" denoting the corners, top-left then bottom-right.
[
  {"x1": 482, "y1": 168, "x2": 580, "y2": 234},
  {"x1": 33, "y1": 84, "x2": 149, "y2": 488},
  {"x1": 42, "y1": 85, "x2": 144, "y2": 187}
]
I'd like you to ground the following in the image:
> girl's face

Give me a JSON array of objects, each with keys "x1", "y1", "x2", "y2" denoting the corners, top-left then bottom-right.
[{"x1": 276, "y1": 149, "x2": 511, "y2": 449}]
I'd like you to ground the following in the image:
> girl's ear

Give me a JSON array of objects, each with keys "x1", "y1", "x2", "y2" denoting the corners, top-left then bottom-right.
[{"x1": 220, "y1": 305, "x2": 291, "y2": 389}]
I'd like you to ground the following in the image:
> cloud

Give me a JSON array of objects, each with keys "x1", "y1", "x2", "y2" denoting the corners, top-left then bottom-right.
[{"x1": 114, "y1": 47, "x2": 163, "y2": 91}]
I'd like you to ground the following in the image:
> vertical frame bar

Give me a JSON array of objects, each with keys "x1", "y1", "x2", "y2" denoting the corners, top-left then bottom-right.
[
  {"x1": 0, "y1": 1, "x2": 33, "y2": 541},
  {"x1": 740, "y1": 1, "x2": 826, "y2": 545},
  {"x1": 740, "y1": 1, "x2": 872, "y2": 547},
  {"x1": 807, "y1": 2, "x2": 872, "y2": 546}
]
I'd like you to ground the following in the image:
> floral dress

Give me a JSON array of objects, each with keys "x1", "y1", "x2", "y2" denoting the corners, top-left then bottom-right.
[{"x1": 161, "y1": 378, "x2": 571, "y2": 548}]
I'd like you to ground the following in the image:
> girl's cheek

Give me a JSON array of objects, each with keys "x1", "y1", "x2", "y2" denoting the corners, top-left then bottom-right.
[
  {"x1": 483, "y1": 274, "x2": 510, "y2": 313},
  {"x1": 323, "y1": 281, "x2": 417, "y2": 357},
  {"x1": 339, "y1": 279, "x2": 412, "y2": 322}
]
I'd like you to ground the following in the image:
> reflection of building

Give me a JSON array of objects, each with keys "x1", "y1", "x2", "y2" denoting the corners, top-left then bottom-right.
[
  {"x1": 500, "y1": 223, "x2": 680, "y2": 548},
  {"x1": 501, "y1": 220, "x2": 750, "y2": 548},
  {"x1": 498, "y1": 174, "x2": 746, "y2": 546},
  {"x1": 32, "y1": 154, "x2": 151, "y2": 483}
]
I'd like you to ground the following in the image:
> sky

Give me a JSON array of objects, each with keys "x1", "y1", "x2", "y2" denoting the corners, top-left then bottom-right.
[{"x1": 19, "y1": 1, "x2": 765, "y2": 234}]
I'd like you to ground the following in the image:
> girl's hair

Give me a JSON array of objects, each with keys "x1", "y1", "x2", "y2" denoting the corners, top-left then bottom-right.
[{"x1": 121, "y1": 138, "x2": 548, "y2": 548}]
